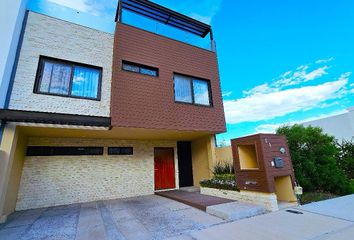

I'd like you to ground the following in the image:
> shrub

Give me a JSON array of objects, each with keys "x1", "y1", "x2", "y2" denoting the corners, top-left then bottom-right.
[
  {"x1": 300, "y1": 191, "x2": 337, "y2": 204},
  {"x1": 200, "y1": 178, "x2": 239, "y2": 191},
  {"x1": 213, "y1": 162, "x2": 234, "y2": 175},
  {"x1": 276, "y1": 124, "x2": 352, "y2": 195},
  {"x1": 214, "y1": 173, "x2": 235, "y2": 182},
  {"x1": 336, "y1": 140, "x2": 354, "y2": 180}
]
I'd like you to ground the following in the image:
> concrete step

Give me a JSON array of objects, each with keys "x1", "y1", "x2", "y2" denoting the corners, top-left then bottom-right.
[{"x1": 206, "y1": 201, "x2": 267, "y2": 221}]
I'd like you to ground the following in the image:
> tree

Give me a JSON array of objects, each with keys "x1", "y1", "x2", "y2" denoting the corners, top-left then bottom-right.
[
  {"x1": 337, "y1": 140, "x2": 354, "y2": 180},
  {"x1": 276, "y1": 124, "x2": 352, "y2": 195}
]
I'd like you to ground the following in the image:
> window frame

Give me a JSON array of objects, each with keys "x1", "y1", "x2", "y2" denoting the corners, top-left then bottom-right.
[
  {"x1": 34, "y1": 56, "x2": 103, "y2": 101},
  {"x1": 107, "y1": 147, "x2": 134, "y2": 155},
  {"x1": 173, "y1": 73, "x2": 213, "y2": 107},
  {"x1": 121, "y1": 60, "x2": 159, "y2": 77},
  {"x1": 26, "y1": 146, "x2": 104, "y2": 156}
]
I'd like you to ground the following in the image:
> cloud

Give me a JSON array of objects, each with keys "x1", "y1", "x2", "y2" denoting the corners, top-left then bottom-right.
[
  {"x1": 222, "y1": 91, "x2": 233, "y2": 97},
  {"x1": 254, "y1": 109, "x2": 349, "y2": 133},
  {"x1": 244, "y1": 62, "x2": 329, "y2": 97},
  {"x1": 48, "y1": 0, "x2": 94, "y2": 13},
  {"x1": 224, "y1": 73, "x2": 350, "y2": 124},
  {"x1": 315, "y1": 57, "x2": 335, "y2": 64},
  {"x1": 47, "y1": 0, "x2": 117, "y2": 16},
  {"x1": 272, "y1": 65, "x2": 329, "y2": 89}
]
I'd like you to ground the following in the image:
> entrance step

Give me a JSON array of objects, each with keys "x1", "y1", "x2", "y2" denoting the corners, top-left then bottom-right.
[
  {"x1": 156, "y1": 190, "x2": 235, "y2": 211},
  {"x1": 206, "y1": 201, "x2": 267, "y2": 221},
  {"x1": 179, "y1": 186, "x2": 200, "y2": 193}
]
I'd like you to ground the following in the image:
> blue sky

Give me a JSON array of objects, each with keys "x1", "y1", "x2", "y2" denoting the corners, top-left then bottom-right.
[{"x1": 29, "y1": 0, "x2": 354, "y2": 145}]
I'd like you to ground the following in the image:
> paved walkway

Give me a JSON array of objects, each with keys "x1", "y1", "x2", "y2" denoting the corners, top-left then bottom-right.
[
  {"x1": 176, "y1": 194, "x2": 354, "y2": 240},
  {"x1": 0, "y1": 195, "x2": 225, "y2": 240}
]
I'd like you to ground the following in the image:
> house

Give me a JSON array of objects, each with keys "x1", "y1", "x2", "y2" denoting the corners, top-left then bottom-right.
[
  {"x1": 302, "y1": 107, "x2": 354, "y2": 142},
  {"x1": 0, "y1": 0, "x2": 226, "y2": 223},
  {"x1": 0, "y1": 0, "x2": 28, "y2": 110}
]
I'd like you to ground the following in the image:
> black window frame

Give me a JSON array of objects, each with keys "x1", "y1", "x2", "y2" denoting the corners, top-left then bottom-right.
[
  {"x1": 34, "y1": 56, "x2": 103, "y2": 101},
  {"x1": 107, "y1": 147, "x2": 134, "y2": 155},
  {"x1": 173, "y1": 73, "x2": 213, "y2": 107},
  {"x1": 26, "y1": 146, "x2": 104, "y2": 156},
  {"x1": 121, "y1": 60, "x2": 159, "y2": 77}
]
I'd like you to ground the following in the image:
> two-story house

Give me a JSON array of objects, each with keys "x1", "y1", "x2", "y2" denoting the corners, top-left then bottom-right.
[{"x1": 0, "y1": 0, "x2": 226, "y2": 223}]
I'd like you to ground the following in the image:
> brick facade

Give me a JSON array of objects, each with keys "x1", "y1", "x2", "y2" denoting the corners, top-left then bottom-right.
[{"x1": 111, "y1": 23, "x2": 226, "y2": 133}]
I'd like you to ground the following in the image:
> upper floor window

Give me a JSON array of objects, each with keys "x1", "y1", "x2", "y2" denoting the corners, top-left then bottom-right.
[
  {"x1": 174, "y1": 74, "x2": 212, "y2": 107},
  {"x1": 35, "y1": 56, "x2": 102, "y2": 100},
  {"x1": 122, "y1": 60, "x2": 158, "y2": 77}
]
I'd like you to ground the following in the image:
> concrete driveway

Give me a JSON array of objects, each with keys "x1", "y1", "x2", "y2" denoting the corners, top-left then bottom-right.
[{"x1": 0, "y1": 195, "x2": 225, "y2": 240}]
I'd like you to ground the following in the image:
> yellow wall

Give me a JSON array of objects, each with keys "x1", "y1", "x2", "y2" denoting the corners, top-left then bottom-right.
[
  {"x1": 191, "y1": 135, "x2": 216, "y2": 186},
  {"x1": 0, "y1": 124, "x2": 27, "y2": 223},
  {"x1": 238, "y1": 145, "x2": 259, "y2": 169},
  {"x1": 215, "y1": 146, "x2": 233, "y2": 166},
  {"x1": 274, "y1": 176, "x2": 297, "y2": 202}
]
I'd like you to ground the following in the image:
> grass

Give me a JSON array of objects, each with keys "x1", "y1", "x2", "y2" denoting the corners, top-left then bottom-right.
[{"x1": 300, "y1": 192, "x2": 338, "y2": 205}]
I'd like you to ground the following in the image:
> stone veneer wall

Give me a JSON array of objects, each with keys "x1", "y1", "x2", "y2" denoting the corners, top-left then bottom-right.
[
  {"x1": 201, "y1": 187, "x2": 279, "y2": 212},
  {"x1": 16, "y1": 137, "x2": 178, "y2": 210},
  {"x1": 9, "y1": 11, "x2": 113, "y2": 117}
]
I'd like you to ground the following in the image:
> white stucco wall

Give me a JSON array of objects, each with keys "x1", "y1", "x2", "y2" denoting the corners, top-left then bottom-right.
[
  {"x1": 302, "y1": 108, "x2": 354, "y2": 142},
  {"x1": 8, "y1": 11, "x2": 113, "y2": 117},
  {"x1": 16, "y1": 137, "x2": 179, "y2": 210},
  {"x1": 0, "y1": 0, "x2": 28, "y2": 108}
]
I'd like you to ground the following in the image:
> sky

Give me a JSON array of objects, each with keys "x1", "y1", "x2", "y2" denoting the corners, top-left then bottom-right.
[{"x1": 28, "y1": 0, "x2": 354, "y2": 145}]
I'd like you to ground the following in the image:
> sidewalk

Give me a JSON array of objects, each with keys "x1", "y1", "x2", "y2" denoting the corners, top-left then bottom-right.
[{"x1": 173, "y1": 194, "x2": 354, "y2": 240}]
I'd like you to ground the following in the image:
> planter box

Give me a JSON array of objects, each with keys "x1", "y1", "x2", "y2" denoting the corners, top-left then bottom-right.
[{"x1": 201, "y1": 187, "x2": 279, "y2": 211}]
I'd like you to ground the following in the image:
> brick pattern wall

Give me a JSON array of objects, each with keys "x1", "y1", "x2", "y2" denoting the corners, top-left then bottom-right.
[
  {"x1": 9, "y1": 12, "x2": 113, "y2": 117},
  {"x1": 16, "y1": 137, "x2": 178, "y2": 210},
  {"x1": 111, "y1": 23, "x2": 226, "y2": 133},
  {"x1": 232, "y1": 134, "x2": 296, "y2": 193}
]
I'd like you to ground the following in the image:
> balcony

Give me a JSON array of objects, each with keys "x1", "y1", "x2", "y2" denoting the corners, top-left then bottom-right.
[{"x1": 116, "y1": 0, "x2": 216, "y2": 51}]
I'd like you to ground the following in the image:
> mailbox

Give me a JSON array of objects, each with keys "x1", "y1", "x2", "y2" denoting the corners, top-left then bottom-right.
[{"x1": 274, "y1": 157, "x2": 284, "y2": 168}]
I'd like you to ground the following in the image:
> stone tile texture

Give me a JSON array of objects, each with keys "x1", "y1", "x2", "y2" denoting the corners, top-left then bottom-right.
[
  {"x1": 0, "y1": 195, "x2": 225, "y2": 240},
  {"x1": 9, "y1": 11, "x2": 113, "y2": 117},
  {"x1": 16, "y1": 137, "x2": 178, "y2": 210}
]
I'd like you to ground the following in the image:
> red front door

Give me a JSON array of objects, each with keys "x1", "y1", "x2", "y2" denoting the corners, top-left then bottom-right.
[{"x1": 154, "y1": 148, "x2": 176, "y2": 190}]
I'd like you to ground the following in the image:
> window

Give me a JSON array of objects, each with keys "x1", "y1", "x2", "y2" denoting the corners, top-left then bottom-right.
[
  {"x1": 174, "y1": 74, "x2": 212, "y2": 106},
  {"x1": 26, "y1": 146, "x2": 104, "y2": 156},
  {"x1": 122, "y1": 60, "x2": 158, "y2": 77},
  {"x1": 108, "y1": 147, "x2": 133, "y2": 155},
  {"x1": 35, "y1": 56, "x2": 102, "y2": 100}
]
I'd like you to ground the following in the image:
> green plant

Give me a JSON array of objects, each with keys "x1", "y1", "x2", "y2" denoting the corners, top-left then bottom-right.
[
  {"x1": 300, "y1": 191, "x2": 337, "y2": 204},
  {"x1": 213, "y1": 162, "x2": 234, "y2": 175},
  {"x1": 336, "y1": 140, "x2": 354, "y2": 180},
  {"x1": 200, "y1": 178, "x2": 239, "y2": 191},
  {"x1": 214, "y1": 173, "x2": 235, "y2": 182},
  {"x1": 276, "y1": 124, "x2": 352, "y2": 195}
]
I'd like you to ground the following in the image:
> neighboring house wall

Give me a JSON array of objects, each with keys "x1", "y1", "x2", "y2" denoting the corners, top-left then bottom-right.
[
  {"x1": 0, "y1": 0, "x2": 28, "y2": 108},
  {"x1": 111, "y1": 23, "x2": 226, "y2": 132},
  {"x1": 8, "y1": 12, "x2": 113, "y2": 117},
  {"x1": 215, "y1": 146, "x2": 233, "y2": 165},
  {"x1": 16, "y1": 137, "x2": 178, "y2": 210},
  {"x1": 302, "y1": 108, "x2": 354, "y2": 142}
]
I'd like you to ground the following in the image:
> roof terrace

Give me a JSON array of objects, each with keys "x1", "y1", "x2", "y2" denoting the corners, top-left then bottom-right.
[{"x1": 116, "y1": 0, "x2": 216, "y2": 51}]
